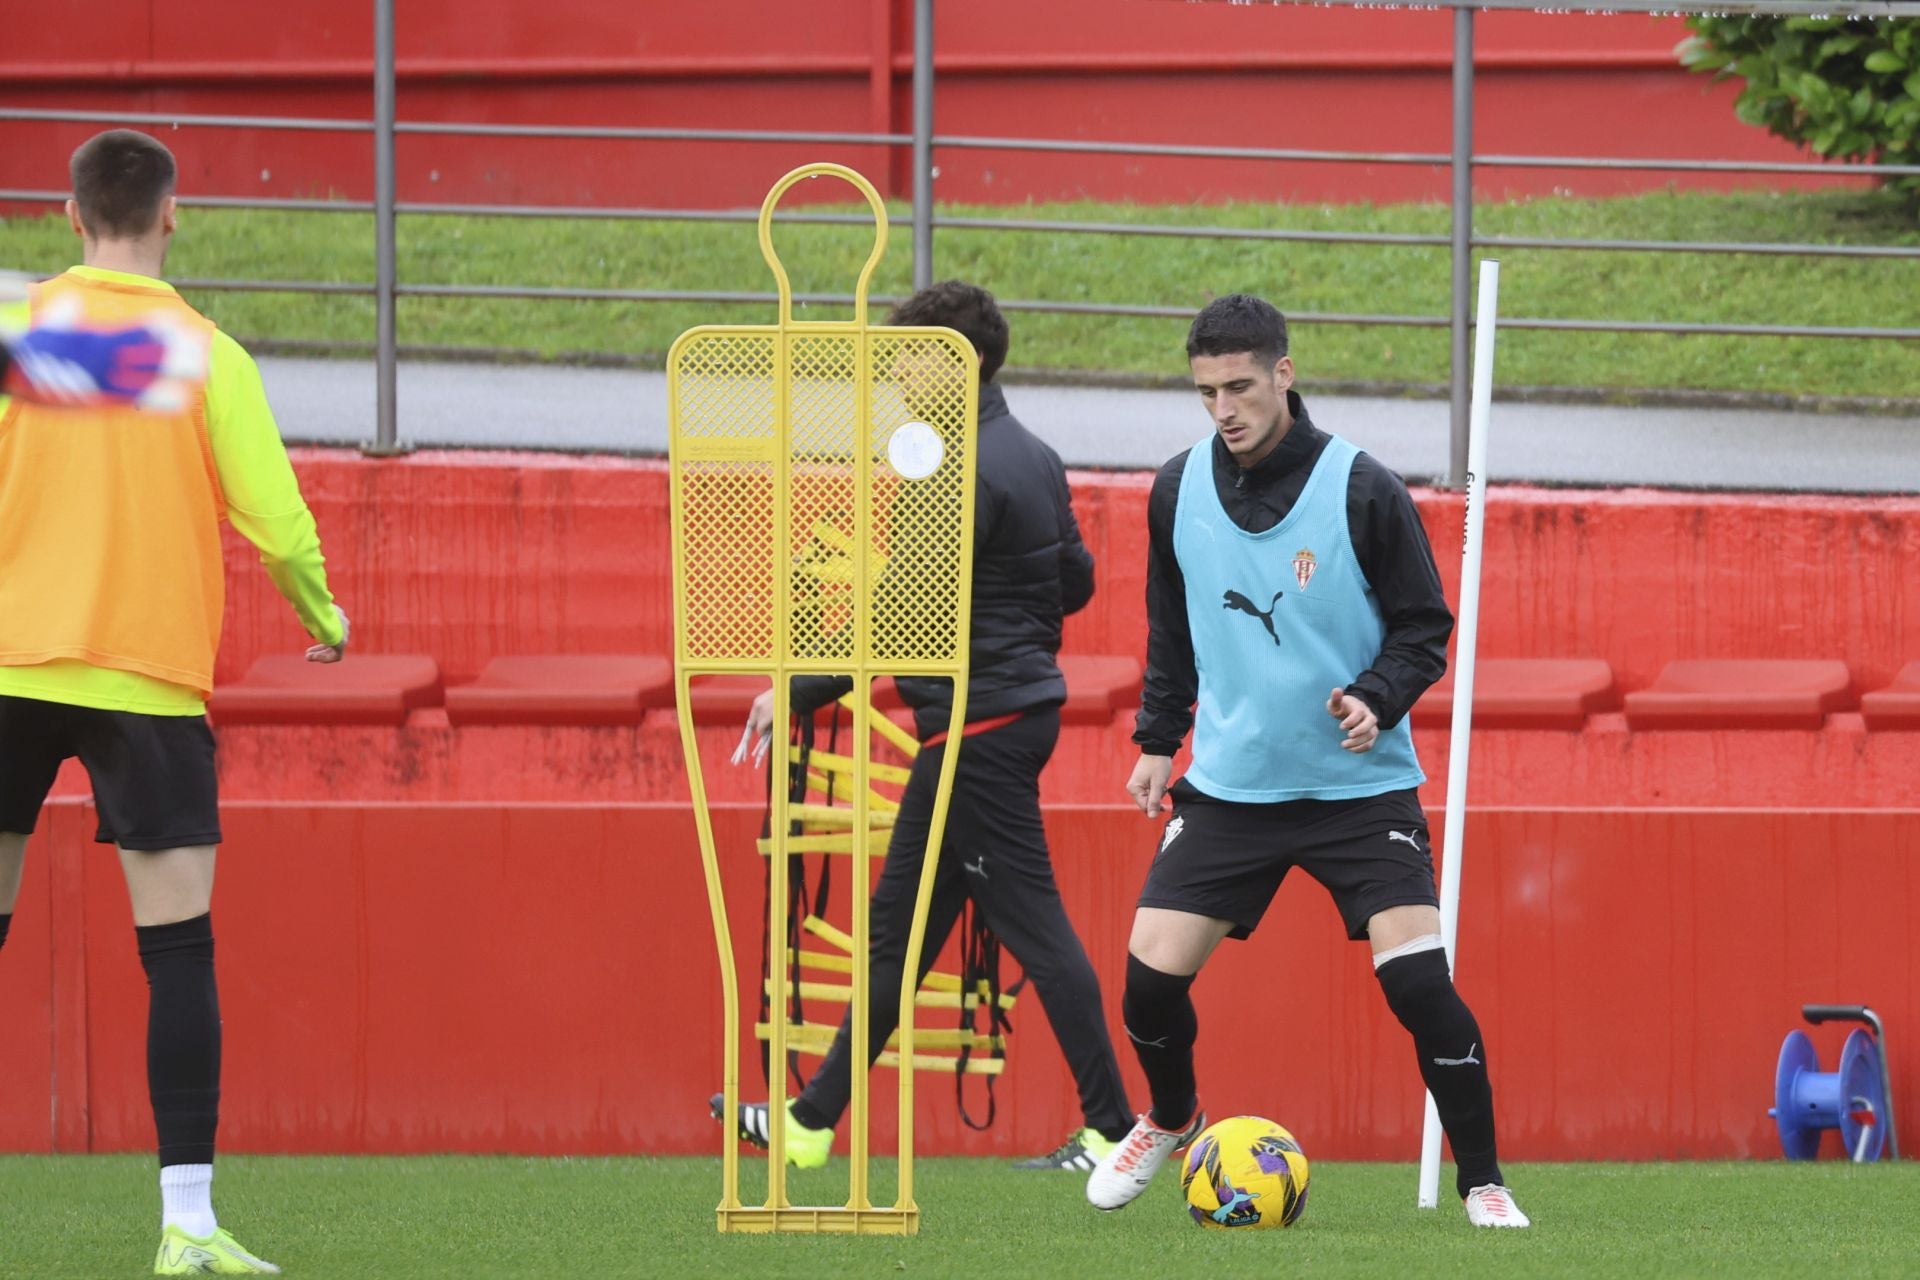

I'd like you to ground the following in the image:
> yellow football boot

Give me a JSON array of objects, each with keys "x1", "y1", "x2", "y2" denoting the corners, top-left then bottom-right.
[{"x1": 154, "y1": 1225, "x2": 281, "y2": 1275}]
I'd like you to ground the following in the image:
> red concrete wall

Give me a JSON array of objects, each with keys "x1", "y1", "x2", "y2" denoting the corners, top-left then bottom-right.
[
  {"x1": 0, "y1": 823, "x2": 59, "y2": 1153},
  {"x1": 10, "y1": 448, "x2": 1918, "y2": 1161},
  {"x1": 212, "y1": 449, "x2": 1920, "y2": 698},
  {"x1": 9, "y1": 799, "x2": 1914, "y2": 1162},
  {"x1": 194, "y1": 708, "x2": 1920, "y2": 812},
  {"x1": 168, "y1": 449, "x2": 1920, "y2": 812},
  {"x1": 0, "y1": 2, "x2": 1863, "y2": 210}
]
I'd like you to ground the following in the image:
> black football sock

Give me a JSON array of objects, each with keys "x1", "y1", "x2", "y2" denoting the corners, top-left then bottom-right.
[
  {"x1": 1375, "y1": 948, "x2": 1502, "y2": 1198},
  {"x1": 1122, "y1": 954, "x2": 1200, "y2": 1131},
  {"x1": 0, "y1": 912, "x2": 11, "y2": 952},
  {"x1": 137, "y1": 913, "x2": 221, "y2": 1167},
  {"x1": 789, "y1": 1097, "x2": 833, "y2": 1132}
]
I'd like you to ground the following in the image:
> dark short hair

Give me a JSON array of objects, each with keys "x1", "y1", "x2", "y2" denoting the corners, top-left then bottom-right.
[
  {"x1": 1186, "y1": 294, "x2": 1289, "y2": 366},
  {"x1": 889, "y1": 280, "x2": 1010, "y2": 383},
  {"x1": 70, "y1": 130, "x2": 176, "y2": 238}
]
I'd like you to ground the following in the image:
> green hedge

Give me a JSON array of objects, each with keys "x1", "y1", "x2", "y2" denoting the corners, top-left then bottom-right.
[{"x1": 1679, "y1": 16, "x2": 1920, "y2": 204}]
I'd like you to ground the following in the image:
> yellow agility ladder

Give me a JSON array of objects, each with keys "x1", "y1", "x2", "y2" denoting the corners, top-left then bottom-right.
[
  {"x1": 752, "y1": 690, "x2": 1013, "y2": 1090},
  {"x1": 668, "y1": 163, "x2": 978, "y2": 1235},
  {"x1": 757, "y1": 701, "x2": 1016, "y2": 1080}
]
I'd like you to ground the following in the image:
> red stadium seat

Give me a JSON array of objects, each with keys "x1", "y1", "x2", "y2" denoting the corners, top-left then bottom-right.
[
  {"x1": 1411, "y1": 658, "x2": 1618, "y2": 731},
  {"x1": 685, "y1": 673, "x2": 772, "y2": 725},
  {"x1": 685, "y1": 675, "x2": 889, "y2": 725},
  {"x1": 1059, "y1": 654, "x2": 1144, "y2": 725},
  {"x1": 1861, "y1": 661, "x2": 1920, "y2": 730},
  {"x1": 871, "y1": 657, "x2": 1139, "y2": 724},
  {"x1": 445, "y1": 655, "x2": 673, "y2": 726},
  {"x1": 208, "y1": 654, "x2": 443, "y2": 726},
  {"x1": 1622, "y1": 659, "x2": 1855, "y2": 730},
  {"x1": 685, "y1": 657, "x2": 1140, "y2": 728}
]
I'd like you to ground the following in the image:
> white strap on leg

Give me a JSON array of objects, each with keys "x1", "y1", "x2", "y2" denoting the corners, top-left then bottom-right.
[{"x1": 1371, "y1": 932, "x2": 1445, "y2": 970}]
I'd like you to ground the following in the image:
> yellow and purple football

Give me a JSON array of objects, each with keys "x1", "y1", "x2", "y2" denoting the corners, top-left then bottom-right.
[{"x1": 1180, "y1": 1115, "x2": 1310, "y2": 1229}]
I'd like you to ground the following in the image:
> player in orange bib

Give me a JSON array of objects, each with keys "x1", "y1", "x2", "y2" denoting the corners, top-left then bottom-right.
[{"x1": 0, "y1": 130, "x2": 350, "y2": 1276}]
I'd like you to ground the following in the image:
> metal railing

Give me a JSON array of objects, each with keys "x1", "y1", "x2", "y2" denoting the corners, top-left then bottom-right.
[{"x1": 4, "y1": 0, "x2": 1919, "y2": 479}]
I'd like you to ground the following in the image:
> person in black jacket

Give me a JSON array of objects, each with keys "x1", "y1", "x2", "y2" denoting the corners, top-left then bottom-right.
[
  {"x1": 1085, "y1": 295, "x2": 1528, "y2": 1229},
  {"x1": 713, "y1": 281, "x2": 1133, "y2": 1171}
]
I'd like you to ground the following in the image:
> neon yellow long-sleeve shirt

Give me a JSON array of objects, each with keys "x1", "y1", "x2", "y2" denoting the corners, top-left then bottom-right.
[{"x1": 0, "y1": 266, "x2": 342, "y2": 715}]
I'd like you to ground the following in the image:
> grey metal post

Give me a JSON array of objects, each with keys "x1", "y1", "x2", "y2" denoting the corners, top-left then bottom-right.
[
  {"x1": 1447, "y1": 3, "x2": 1473, "y2": 488},
  {"x1": 372, "y1": 0, "x2": 399, "y2": 452},
  {"x1": 911, "y1": 0, "x2": 934, "y2": 290}
]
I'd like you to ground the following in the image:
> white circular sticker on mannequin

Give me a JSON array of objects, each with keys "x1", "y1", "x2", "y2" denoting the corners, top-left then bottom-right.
[{"x1": 887, "y1": 420, "x2": 944, "y2": 480}]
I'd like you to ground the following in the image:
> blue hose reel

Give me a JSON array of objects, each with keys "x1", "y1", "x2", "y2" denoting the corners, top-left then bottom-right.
[{"x1": 1771, "y1": 1004, "x2": 1899, "y2": 1163}]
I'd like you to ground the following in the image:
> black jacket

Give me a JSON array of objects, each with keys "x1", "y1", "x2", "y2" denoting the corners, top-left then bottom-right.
[
  {"x1": 797, "y1": 381, "x2": 1094, "y2": 737},
  {"x1": 1134, "y1": 391, "x2": 1453, "y2": 755}
]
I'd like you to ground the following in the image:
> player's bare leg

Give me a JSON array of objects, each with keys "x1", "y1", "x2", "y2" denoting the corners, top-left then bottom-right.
[
  {"x1": 1087, "y1": 908, "x2": 1231, "y2": 1210},
  {"x1": 1367, "y1": 903, "x2": 1527, "y2": 1228},
  {"x1": 0, "y1": 831, "x2": 24, "y2": 954},
  {"x1": 0, "y1": 831, "x2": 25, "y2": 908},
  {"x1": 1128, "y1": 905, "x2": 1234, "y2": 978},
  {"x1": 1365, "y1": 902, "x2": 1440, "y2": 955},
  {"x1": 120, "y1": 844, "x2": 216, "y2": 927},
  {"x1": 121, "y1": 845, "x2": 280, "y2": 1273}
]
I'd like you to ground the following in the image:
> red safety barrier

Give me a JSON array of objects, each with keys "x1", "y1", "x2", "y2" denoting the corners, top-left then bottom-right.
[{"x1": 9, "y1": 799, "x2": 1912, "y2": 1162}]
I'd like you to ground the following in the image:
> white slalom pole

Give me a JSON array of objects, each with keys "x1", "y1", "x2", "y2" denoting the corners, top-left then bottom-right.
[{"x1": 1417, "y1": 258, "x2": 1499, "y2": 1210}]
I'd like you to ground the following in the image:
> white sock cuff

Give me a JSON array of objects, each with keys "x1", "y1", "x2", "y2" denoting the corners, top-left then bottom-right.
[
  {"x1": 1371, "y1": 932, "x2": 1445, "y2": 970},
  {"x1": 160, "y1": 1163, "x2": 216, "y2": 1238},
  {"x1": 160, "y1": 1163, "x2": 212, "y2": 1191}
]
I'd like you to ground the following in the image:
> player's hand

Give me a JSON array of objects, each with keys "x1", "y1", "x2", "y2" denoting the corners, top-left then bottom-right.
[
  {"x1": 306, "y1": 607, "x2": 350, "y2": 663},
  {"x1": 1328, "y1": 686, "x2": 1379, "y2": 753},
  {"x1": 1127, "y1": 753, "x2": 1174, "y2": 817},
  {"x1": 731, "y1": 687, "x2": 775, "y2": 768}
]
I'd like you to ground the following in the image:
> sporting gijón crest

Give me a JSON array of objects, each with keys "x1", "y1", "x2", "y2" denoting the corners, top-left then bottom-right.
[{"x1": 1292, "y1": 548, "x2": 1316, "y2": 591}]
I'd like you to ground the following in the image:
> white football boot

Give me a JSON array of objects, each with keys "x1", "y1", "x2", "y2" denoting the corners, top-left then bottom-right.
[
  {"x1": 1464, "y1": 1183, "x2": 1531, "y2": 1228},
  {"x1": 1085, "y1": 1108, "x2": 1207, "y2": 1211}
]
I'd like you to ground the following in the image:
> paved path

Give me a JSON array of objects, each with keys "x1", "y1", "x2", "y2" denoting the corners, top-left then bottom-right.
[{"x1": 258, "y1": 356, "x2": 1919, "y2": 492}]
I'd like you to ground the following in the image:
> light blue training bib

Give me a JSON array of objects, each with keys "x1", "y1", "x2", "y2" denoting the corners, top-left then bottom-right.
[{"x1": 1174, "y1": 433, "x2": 1424, "y2": 802}]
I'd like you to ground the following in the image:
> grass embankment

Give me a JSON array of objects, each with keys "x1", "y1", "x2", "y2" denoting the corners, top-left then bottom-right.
[{"x1": 3, "y1": 188, "x2": 1915, "y2": 400}]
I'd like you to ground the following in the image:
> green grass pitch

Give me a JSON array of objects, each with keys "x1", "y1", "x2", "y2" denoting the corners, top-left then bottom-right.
[{"x1": 4, "y1": 1154, "x2": 1915, "y2": 1277}]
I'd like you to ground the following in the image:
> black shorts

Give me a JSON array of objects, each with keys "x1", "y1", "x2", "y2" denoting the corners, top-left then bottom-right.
[
  {"x1": 0, "y1": 695, "x2": 221, "y2": 850},
  {"x1": 1137, "y1": 779, "x2": 1437, "y2": 941}
]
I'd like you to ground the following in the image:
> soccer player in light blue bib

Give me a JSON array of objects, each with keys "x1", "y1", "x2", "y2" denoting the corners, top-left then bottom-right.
[{"x1": 1086, "y1": 296, "x2": 1528, "y2": 1230}]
